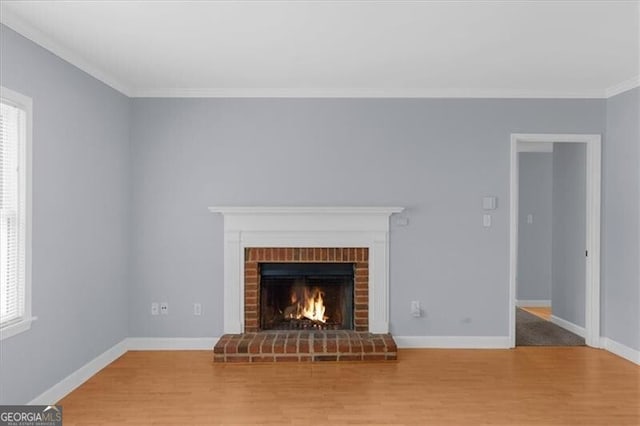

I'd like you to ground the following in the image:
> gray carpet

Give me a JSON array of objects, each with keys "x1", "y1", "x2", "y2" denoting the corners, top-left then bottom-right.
[{"x1": 516, "y1": 308, "x2": 585, "y2": 346}]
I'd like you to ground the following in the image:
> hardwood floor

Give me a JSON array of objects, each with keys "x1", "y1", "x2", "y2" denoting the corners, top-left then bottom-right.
[
  {"x1": 521, "y1": 306, "x2": 552, "y2": 321},
  {"x1": 58, "y1": 348, "x2": 639, "y2": 425}
]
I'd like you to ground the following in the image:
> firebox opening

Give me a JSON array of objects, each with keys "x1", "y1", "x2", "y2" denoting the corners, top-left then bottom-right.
[{"x1": 259, "y1": 263, "x2": 354, "y2": 331}]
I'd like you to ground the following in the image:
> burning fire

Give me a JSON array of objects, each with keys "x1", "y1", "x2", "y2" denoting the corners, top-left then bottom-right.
[{"x1": 285, "y1": 286, "x2": 328, "y2": 323}]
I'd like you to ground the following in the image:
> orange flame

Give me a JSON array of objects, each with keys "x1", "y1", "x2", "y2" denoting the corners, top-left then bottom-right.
[{"x1": 286, "y1": 286, "x2": 328, "y2": 323}]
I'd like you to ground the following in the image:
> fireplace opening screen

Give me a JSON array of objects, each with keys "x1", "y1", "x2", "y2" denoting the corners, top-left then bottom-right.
[{"x1": 259, "y1": 263, "x2": 354, "y2": 331}]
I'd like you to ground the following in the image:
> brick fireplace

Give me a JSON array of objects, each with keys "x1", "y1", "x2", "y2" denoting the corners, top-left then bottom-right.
[
  {"x1": 209, "y1": 206, "x2": 403, "y2": 362},
  {"x1": 244, "y1": 247, "x2": 369, "y2": 332}
]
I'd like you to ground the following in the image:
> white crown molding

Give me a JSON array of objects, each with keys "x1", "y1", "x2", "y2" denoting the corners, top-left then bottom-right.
[
  {"x1": 133, "y1": 87, "x2": 608, "y2": 99},
  {"x1": 605, "y1": 75, "x2": 640, "y2": 98},
  {"x1": 2, "y1": 8, "x2": 636, "y2": 100},
  {"x1": 395, "y1": 336, "x2": 511, "y2": 349},
  {"x1": 0, "y1": 9, "x2": 133, "y2": 97}
]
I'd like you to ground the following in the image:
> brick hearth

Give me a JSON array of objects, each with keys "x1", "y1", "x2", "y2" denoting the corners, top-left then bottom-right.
[
  {"x1": 213, "y1": 246, "x2": 396, "y2": 363},
  {"x1": 214, "y1": 331, "x2": 397, "y2": 362}
]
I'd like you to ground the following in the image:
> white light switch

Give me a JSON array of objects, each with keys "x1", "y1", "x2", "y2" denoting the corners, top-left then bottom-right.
[
  {"x1": 395, "y1": 216, "x2": 409, "y2": 226},
  {"x1": 483, "y1": 214, "x2": 492, "y2": 227},
  {"x1": 482, "y1": 196, "x2": 497, "y2": 210},
  {"x1": 527, "y1": 214, "x2": 533, "y2": 224},
  {"x1": 410, "y1": 301, "x2": 421, "y2": 317}
]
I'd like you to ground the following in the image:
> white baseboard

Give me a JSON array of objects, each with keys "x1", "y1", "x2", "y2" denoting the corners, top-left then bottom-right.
[
  {"x1": 395, "y1": 336, "x2": 510, "y2": 349},
  {"x1": 126, "y1": 337, "x2": 220, "y2": 350},
  {"x1": 550, "y1": 315, "x2": 586, "y2": 338},
  {"x1": 28, "y1": 339, "x2": 128, "y2": 405},
  {"x1": 516, "y1": 299, "x2": 551, "y2": 307},
  {"x1": 26, "y1": 337, "x2": 221, "y2": 404},
  {"x1": 600, "y1": 337, "x2": 640, "y2": 365}
]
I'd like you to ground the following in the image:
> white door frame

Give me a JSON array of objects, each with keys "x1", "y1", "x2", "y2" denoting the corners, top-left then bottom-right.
[{"x1": 509, "y1": 133, "x2": 601, "y2": 348}]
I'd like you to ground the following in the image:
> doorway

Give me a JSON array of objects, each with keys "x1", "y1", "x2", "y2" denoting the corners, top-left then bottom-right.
[{"x1": 509, "y1": 134, "x2": 601, "y2": 348}]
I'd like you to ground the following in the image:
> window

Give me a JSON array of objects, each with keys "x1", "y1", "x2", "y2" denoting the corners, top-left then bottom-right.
[{"x1": 0, "y1": 87, "x2": 32, "y2": 340}]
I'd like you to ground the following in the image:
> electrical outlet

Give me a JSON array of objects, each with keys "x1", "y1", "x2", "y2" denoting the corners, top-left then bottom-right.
[
  {"x1": 410, "y1": 300, "x2": 421, "y2": 317},
  {"x1": 193, "y1": 303, "x2": 202, "y2": 316},
  {"x1": 160, "y1": 302, "x2": 168, "y2": 315},
  {"x1": 151, "y1": 302, "x2": 159, "y2": 316}
]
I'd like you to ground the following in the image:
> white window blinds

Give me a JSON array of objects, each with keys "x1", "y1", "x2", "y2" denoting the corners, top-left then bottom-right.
[{"x1": 0, "y1": 100, "x2": 26, "y2": 327}]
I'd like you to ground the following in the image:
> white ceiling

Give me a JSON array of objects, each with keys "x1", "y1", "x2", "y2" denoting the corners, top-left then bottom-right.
[{"x1": 1, "y1": 1, "x2": 638, "y2": 98}]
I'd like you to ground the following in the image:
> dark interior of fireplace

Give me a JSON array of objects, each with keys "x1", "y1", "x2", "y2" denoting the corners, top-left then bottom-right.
[{"x1": 259, "y1": 263, "x2": 354, "y2": 331}]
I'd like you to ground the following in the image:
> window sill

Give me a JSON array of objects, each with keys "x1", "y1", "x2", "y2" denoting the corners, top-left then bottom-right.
[{"x1": 0, "y1": 316, "x2": 37, "y2": 341}]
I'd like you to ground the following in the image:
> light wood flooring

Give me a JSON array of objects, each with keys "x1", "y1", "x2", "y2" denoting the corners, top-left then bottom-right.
[
  {"x1": 58, "y1": 348, "x2": 639, "y2": 425},
  {"x1": 521, "y1": 306, "x2": 552, "y2": 321}
]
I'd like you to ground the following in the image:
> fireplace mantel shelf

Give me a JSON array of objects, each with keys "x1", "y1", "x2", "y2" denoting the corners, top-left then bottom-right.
[
  {"x1": 210, "y1": 205, "x2": 404, "y2": 334},
  {"x1": 208, "y1": 206, "x2": 404, "y2": 215}
]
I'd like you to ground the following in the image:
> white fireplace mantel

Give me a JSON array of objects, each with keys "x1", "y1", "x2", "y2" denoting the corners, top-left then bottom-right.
[{"x1": 209, "y1": 206, "x2": 404, "y2": 334}]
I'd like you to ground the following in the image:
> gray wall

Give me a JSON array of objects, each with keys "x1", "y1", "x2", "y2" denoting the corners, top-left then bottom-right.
[
  {"x1": 603, "y1": 87, "x2": 640, "y2": 351},
  {"x1": 551, "y1": 144, "x2": 587, "y2": 328},
  {"x1": 517, "y1": 153, "x2": 553, "y2": 302},
  {"x1": 0, "y1": 26, "x2": 130, "y2": 403},
  {"x1": 129, "y1": 97, "x2": 605, "y2": 339},
  {"x1": 3, "y1": 19, "x2": 639, "y2": 405}
]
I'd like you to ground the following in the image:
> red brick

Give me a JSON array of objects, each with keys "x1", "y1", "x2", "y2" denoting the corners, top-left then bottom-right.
[
  {"x1": 314, "y1": 355, "x2": 338, "y2": 361},
  {"x1": 225, "y1": 342, "x2": 238, "y2": 354},
  {"x1": 354, "y1": 311, "x2": 368, "y2": 320},
  {"x1": 338, "y1": 341, "x2": 351, "y2": 353},
  {"x1": 251, "y1": 355, "x2": 275, "y2": 362},
  {"x1": 320, "y1": 248, "x2": 327, "y2": 261},
  {"x1": 355, "y1": 269, "x2": 368, "y2": 279},
  {"x1": 338, "y1": 354, "x2": 363, "y2": 361},
  {"x1": 248, "y1": 342, "x2": 261, "y2": 354},
  {"x1": 285, "y1": 342, "x2": 298, "y2": 354},
  {"x1": 363, "y1": 354, "x2": 387, "y2": 361},
  {"x1": 261, "y1": 337, "x2": 274, "y2": 352},
  {"x1": 273, "y1": 341, "x2": 285, "y2": 354},
  {"x1": 275, "y1": 355, "x2": 300, "y2": 362},
  {"x1": 355, "y1": 296, "x2": 368, "y2": 305},
  {"x1": 226, "y1": 355, "x2": 250, "y2": 363}
]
